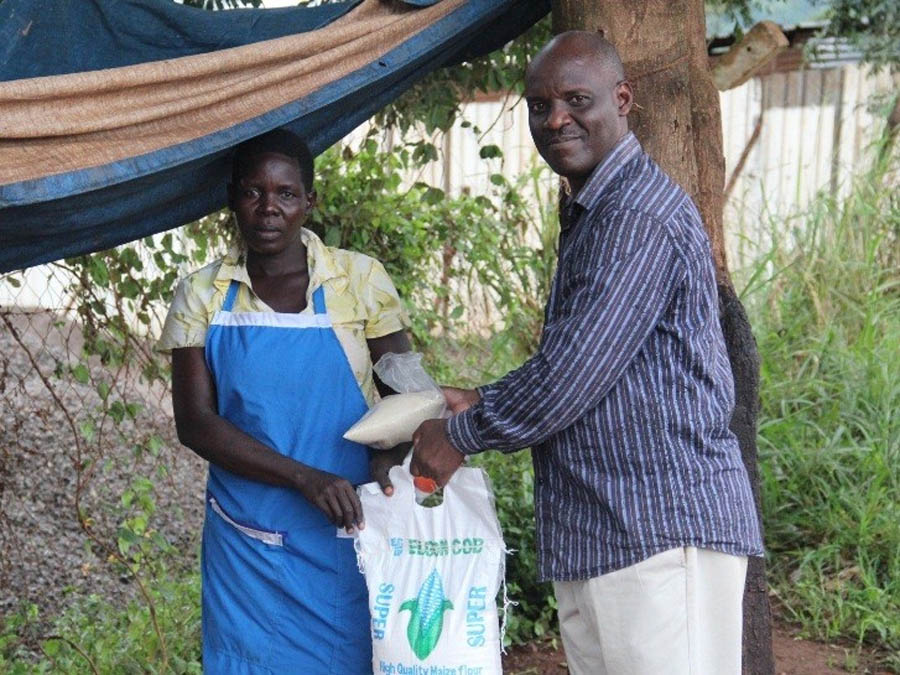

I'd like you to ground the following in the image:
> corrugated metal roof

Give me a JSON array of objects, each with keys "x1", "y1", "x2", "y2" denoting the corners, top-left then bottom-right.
[{"x1": 706, "y1": 0, "x2": 830, "y2": 40}]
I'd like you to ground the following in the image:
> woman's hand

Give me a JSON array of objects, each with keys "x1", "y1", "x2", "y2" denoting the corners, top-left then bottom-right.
[
  {"x1": 294, "y1": 467, "x2": 364, "y2": 533},
  {"x1": 369, "y1": 443, "x2": 411, "y2": 496}
]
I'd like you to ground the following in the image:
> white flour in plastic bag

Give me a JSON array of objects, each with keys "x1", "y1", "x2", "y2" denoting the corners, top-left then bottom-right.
[
  {"x1": 356, "y1": 462, "x2": 506, "y2": 674},
  {"x1": 344, "y1": 352, "x2": 447, "y2": 449},
  {"x1": 343, "y1": 390, "x2": 445, "y2": 449}
]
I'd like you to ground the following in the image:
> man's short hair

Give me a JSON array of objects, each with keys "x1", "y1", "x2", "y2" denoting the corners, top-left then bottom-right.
[
  {"x1": 231, "y1": 128, "x2": 315, "y2": 192},
  {"x1": 531, "y1": 31, "x2": 626, "y2": 81}
]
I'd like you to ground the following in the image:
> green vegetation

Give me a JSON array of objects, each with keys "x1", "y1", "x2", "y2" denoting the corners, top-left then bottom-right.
[
  {"x1": 1, "y1": 575, "x2": 202, "y2": 674},
  {"x1": 741, "y1": 153, "x2": 900, "y2": 668}
]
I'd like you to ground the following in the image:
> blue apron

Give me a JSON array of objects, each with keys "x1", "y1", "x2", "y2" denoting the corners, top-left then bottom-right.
[{"x1": 201, "y1": 280, "x2": 372, "y2": 673}]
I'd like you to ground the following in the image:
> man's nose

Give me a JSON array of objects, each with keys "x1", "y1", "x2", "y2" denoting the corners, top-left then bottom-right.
[{"x1": 545, "y1": 102, "x2": 571, "y2": 130}]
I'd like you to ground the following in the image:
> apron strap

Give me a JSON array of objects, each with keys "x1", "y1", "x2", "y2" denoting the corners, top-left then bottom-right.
[
  {"x1": 222, "y1": 280, "x2": 240, "y2": 312},
  {"x1": 312, "y1": 286, "x2": 327, "y2": 315}
]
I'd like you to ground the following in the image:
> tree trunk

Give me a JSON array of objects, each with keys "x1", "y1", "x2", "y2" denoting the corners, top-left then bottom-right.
[{"x1": 552, "y1": 2, "x2": 775, "y2": 673}]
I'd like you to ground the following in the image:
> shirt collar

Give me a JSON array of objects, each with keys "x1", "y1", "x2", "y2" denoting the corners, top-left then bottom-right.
[
  {"x1": 212, "y1": 227, "x2": 343, "y2": 295},
  {"x1": 572, "y1": 131, "x2": 642, "y2": 212}
]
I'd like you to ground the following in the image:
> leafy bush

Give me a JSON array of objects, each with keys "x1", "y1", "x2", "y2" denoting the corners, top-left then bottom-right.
[
  {"x1": 1, "y1": 573, "x2": 201, "y2": 674},
  {"x1": 740, "y1": 154, "x2": 900, "y2": 668}
]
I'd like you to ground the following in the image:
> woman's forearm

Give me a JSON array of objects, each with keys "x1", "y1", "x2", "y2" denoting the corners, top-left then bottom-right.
[{"x1": 176, "y1": 408, "x2": 308, "y2": 489}]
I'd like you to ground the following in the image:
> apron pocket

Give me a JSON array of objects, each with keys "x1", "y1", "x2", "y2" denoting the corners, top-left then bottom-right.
[
  {"x1": 208, "y1": 496, "x2": 285, "y2": 547},
  {"x1": 202, "y1": 496, "x2": 289, "y2": 668}
]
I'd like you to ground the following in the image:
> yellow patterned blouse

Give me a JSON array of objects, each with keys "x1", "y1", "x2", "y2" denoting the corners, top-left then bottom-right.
[{"x1": 156, "y1": 228, "x2": 409, "y2": 406}]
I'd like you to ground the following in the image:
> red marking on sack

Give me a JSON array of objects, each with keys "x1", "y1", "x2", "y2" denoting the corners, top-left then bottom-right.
[{"x1": 414, "y1": 476, "x2": 438, "y2": 493}]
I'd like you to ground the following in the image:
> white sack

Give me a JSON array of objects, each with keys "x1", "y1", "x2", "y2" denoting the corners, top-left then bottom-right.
[
  {"x1": 343, "y1": 390, "x2": 445, "y2": 450},
  {"x1": 357, "y1": 463, "x2": 506, "y2": 674}
]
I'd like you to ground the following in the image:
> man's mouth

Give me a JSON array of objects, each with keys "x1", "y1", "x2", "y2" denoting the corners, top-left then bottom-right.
[{"x1": 546, "y1": 135, "x2": 582, "y2": 147}]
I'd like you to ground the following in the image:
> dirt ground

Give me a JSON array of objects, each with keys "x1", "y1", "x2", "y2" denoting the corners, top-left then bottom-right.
[{"x1": 501, "y1": 623, "x2": 894, "y2": 674}]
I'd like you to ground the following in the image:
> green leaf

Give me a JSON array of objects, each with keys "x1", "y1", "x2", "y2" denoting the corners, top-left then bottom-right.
[
  {"x1": 412, "y1": 142, "x2": 439, "y2": 164},
  {"x1": 422, "y1": 187, "x2": 445, "y2": 205},
  {"x1": 324, "y1": 226, "x2": 342, "y2": 247},
  {"x1": 148, "y1": 434, "x2": 163, "y2": 456},
  {"x1": 119, "y1": 278, "x2": 141, "y2": 299},
  {"x1": 79, "y1": 420, "x2": 95, "y2": 442},
  {"x1": 109, "y1": 400, "x2": 126, "y2": 425},
  {"x1": 479, "y1": 144, "x2": 503, "y2": 160},
  {"x1": 97, "y1": 381, "x2": 111, "y2": 400},
  {"x1": 89, "y1": 258, "x2": 109, "y2": 286},
  {"x1": 71, "y1": 363, "x2": 90, "y2": 384}
]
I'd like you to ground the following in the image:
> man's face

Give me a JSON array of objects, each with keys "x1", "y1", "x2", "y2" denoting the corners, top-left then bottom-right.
[{"x1": 525, "y1": 46, "x2": 632, "y2": 191}]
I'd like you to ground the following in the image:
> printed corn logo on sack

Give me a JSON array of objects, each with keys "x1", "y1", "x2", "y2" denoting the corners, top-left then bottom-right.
[{"x1": 357, "y1": 462, "x2": 507, "y2": 674}]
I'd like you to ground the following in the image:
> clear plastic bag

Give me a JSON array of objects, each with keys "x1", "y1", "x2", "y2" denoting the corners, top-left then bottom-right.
[
  {"x1": 343, "y1": 352, "x2": 447, "y2": 450},
  {"x1": 373, "y1": 351, "x2": 440, "y2": 394}
]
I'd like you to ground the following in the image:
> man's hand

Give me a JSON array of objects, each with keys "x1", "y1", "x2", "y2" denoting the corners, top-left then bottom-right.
[
  {"x1": 369, "y1": 443, "x2": 410, "y2": 496},
  {"x1": 411, "y1": 418, "x2": 464, "y2": 487},
  {"x1": 295, "y1": 466, "x2": 364, "y2": 533},
  {"x1": 441, "y1": 386, "x2": 480, "y2": 414}
]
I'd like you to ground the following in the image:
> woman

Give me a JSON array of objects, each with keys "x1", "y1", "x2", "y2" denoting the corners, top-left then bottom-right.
[{"x1": 157, "y1": 128, "x2": 410, "y2": 672}]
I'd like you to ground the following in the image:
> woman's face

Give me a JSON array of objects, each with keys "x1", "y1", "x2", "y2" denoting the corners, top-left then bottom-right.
[{"x1": 230, "y1": 152, "x2": 315, "y2": 257}]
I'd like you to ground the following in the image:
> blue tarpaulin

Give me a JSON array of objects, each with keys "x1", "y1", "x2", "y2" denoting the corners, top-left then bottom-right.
[{"x1": 0, "y1": 0, "x2": 548, "y2": 272}]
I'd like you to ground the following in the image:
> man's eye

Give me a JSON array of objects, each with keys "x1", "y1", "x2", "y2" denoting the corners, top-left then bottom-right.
[
  {"x1": 281, "y1": 191, "x2": 296, "y2": 199},
  {"x1": 243, "y1": 189, "x2": 258, "y2": 198},
  {"x1": 528, "y1": 101, "x2": 546, "y2": 114},
  {"x1": 569, "y1": 95, "x2": 588, "y2": 105}
]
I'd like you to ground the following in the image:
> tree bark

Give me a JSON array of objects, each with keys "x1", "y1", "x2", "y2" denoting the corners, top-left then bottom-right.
[{"x1": 552, "y1": 2, "x2": 775, "y2": 673}]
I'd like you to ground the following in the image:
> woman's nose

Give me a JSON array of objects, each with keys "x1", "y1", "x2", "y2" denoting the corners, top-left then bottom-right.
[{"x1": 258, "y1": 192, "x2": 279, "y2": 212}]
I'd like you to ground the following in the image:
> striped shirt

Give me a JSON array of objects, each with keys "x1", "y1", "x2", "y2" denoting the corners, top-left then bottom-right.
[{"x1": 447, "y1": 132, "x2": 763, "y2": 581}]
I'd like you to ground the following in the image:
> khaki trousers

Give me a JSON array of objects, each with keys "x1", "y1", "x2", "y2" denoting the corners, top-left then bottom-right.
[{"x1": 553, "y1": 547, "x2": 748, "y2": 675}]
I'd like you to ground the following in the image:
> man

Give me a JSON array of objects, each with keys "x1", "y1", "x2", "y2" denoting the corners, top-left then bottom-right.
[{"x1": 411, "y1": 31, "x2": 763, "y2": 674}]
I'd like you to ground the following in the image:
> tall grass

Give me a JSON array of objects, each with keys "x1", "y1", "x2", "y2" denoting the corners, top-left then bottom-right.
[{"x1": 738, "y1": 149, "x2": 900, "y2": 666}]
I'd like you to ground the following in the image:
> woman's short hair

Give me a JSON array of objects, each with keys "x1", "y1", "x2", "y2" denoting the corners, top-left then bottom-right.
[{"x1": 231, "y1": 129, "x2": 315, "y2": 192}]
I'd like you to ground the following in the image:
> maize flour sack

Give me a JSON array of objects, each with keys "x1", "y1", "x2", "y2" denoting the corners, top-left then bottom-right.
[
  {"x1": 343, "y1": 390, "x2": 445, "y2": 450},
  {"x1": 356, "y1": 463, "x2": 506, "y2": 674}
]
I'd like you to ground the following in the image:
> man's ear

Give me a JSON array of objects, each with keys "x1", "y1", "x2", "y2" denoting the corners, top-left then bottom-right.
[
  {"x1": 307, "y1": 189, "x2": 318, "y2": 210},
  {"x1": 616, "y1": 80, "x2": 634, "y2": 117}
]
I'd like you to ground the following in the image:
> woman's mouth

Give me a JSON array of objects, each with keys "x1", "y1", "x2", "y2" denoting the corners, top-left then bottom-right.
[{"x1": 252, "y1": 226, "x2": 281, "y2": 240}]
